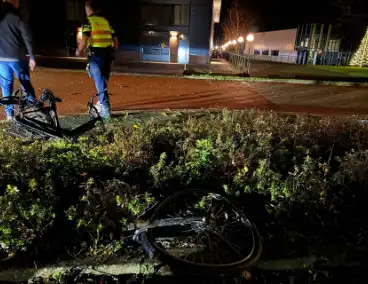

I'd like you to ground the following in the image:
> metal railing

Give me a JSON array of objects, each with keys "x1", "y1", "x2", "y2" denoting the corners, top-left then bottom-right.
[
  {"x1": 227, "y1": 53, "x2": 251, "y2": 73},
  {"x1": 248, "y1": 54, "x2": 298, "y2": 64}
]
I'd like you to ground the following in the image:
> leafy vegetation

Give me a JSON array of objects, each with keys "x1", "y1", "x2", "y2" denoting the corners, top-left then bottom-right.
[{"x1": 1, "y1": 110, "x2": 368, "y2": 270}]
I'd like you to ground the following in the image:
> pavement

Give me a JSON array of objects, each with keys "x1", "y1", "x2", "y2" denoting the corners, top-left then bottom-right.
[
  {"x1": 2, "y1": 69, "x2": 367, "y2": 121},
  {"x1": 35, "y1": 56, "x2": 237, "y2": 76}
]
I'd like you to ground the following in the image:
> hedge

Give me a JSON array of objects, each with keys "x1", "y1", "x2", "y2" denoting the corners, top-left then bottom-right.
[{"x1": 1, "y1": 110, "x2": 368, "y2": 270}]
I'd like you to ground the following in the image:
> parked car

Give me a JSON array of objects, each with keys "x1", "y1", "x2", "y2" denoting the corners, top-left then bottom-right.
[{"x1": 211, "y1": 50, "x2": 219, "y2": 58}]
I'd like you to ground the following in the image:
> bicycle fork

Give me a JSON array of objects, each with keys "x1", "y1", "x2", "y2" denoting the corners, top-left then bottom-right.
[{"x1": 133, "y1": 229, "x2": 154, "y2": 259}]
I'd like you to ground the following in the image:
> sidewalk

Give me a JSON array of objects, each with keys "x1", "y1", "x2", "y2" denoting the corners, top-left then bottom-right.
[{"x1": 35, "y1": 56, "x2": 237, "y2": 76}]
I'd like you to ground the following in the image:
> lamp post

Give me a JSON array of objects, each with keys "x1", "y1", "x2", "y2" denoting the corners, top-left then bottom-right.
[
  {"x1": 238, "y1": 36, "x2": 244, "y2": 55},
  {"x1": 246, "y1": 34, "x2": 254, "y2": 74}
]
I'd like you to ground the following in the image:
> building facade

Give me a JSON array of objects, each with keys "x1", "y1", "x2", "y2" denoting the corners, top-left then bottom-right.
[
  {"x1": 244, "y1": 24, "x2": 351, "y2": 66},
  {"x1": 245, "y1": 28, "x2": 298, "y2": 63},
  {"x1": 136, "y1": 0, "x2": 222, "y2": 64},
  {"x1": 65, "y1": 0, "x2": 221, "y2": 64}
]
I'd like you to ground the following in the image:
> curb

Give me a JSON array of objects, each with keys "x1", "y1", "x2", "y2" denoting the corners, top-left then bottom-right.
[
  {"x1": 182, "y1": 74, "x2": 368, "y2": 87},
  {"x1": 0, "y1": 256, "x2": 320, "y2": 282}
]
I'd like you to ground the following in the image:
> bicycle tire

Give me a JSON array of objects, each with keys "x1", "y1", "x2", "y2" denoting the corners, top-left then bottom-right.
[
  {"x1": 21, "y1": 106, "x2": 54, "y2": 125},
  {"x1": 147, "y1": 189, "x2": 262, "y2": 270},
  {"x1": 3, "y1": 107, "x2": 55, "y2": 140}
]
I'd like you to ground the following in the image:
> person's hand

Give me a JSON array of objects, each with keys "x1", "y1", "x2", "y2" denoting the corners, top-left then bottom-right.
[
  {"x1": 29, "y1": 59, "x2": 36, "y2": 71},
  {"x1": 75, "y1": 49, "x2": 81, "y2": 57}
]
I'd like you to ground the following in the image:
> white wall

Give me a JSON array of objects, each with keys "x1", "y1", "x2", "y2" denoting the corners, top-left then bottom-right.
[{"x1": 247, "y1": 28, "x2": 298, "y2": 57}]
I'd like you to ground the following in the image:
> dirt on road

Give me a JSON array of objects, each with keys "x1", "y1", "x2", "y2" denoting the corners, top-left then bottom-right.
[
  {"x1": 4, "y1": 69, "x2": 368, "y2": 118},
  {"x1": 12, "y1": 70, "x2": 270, "y2": 115}
]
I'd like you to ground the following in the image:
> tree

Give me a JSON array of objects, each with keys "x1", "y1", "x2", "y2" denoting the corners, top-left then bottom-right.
[
  {"x1": 221, "y1": 0, "x2": 254, "y2": 43},
  {"x1": 350, "y1": 26, "x2": 368, "y2": 67},
  {"x1": 332, "y1": 0, "x2": 368, "y2": 22}
]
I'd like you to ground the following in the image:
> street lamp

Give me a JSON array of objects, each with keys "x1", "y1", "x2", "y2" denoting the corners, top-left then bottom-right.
[
  {"x1": 232, "y1": 40, "x2": 237, "y2": 45},
  {"x1": 245, "y1": 33, "x2": 255, "y2": 75},
  {"x1": 246, "y1": 34, "x2": 254, "y2": 42},
  {"x1": 237, "y1": 36, "x2": 244, "y2": 54}
]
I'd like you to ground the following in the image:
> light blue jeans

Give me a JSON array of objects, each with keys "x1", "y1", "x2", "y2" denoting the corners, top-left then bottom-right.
[
  {"x1": 88, "y1": 55, "x2": 111, "y2": 107},
  {"x1": 0, "y1": 60, "x2": 37, "y2": 116}
]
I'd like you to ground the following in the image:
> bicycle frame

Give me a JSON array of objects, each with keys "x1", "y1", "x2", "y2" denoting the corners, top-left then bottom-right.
[
  {"x1": 125, "y1": 192, "x2": 228, "y2": 260},
  {"x1": 1, "y1": 88, "x2": 104, "y2": 141}
]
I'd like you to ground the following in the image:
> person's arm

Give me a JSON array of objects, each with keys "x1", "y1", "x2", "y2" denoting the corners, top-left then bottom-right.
[
  {"x1": 19, "y1": 18, "x2": 36, "y2": 70},
  {"x1": 111, "y1": 27, "x2": 119, "y2": 49},
  {"x1": 76, "y1": 35, "x2": 89, "y2": 56},
  {"x1": 76, "y1": 19, "x2": 91, "y2": 56}
]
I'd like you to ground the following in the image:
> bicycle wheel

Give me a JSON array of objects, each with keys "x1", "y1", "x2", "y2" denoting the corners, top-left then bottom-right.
[
  {"x1": 21, "y1": 105, "x2": 54, "y2": 125},
  {"x1": 2, "y1": 106, "x2": 54, "y2": 140},
  {"x1": 148, "y1": 189, "x2": 262, "y2": 270}
]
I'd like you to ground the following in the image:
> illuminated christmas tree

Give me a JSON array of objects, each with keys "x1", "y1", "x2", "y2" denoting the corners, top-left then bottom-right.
[{"x1": 350, "y1": 27, "x2": 368, "y2": 67}]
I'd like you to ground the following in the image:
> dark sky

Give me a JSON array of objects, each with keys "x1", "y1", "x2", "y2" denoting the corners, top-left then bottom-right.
[
  {"x1": 220, "y1": 0, "x2": 368, "y2": 30},
  {"x1": 24, "y1": 0, "x2": 367, "y2": 48},
  {"x1": 217, "y1": 0, "x2": 368, "y2": 46}
]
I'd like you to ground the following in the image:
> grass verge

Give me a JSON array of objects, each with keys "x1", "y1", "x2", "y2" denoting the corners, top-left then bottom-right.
[
  {"x1": 1, "y1": 110, "x2": 368, "y2": 281},
  {"x1": 311, "y1": 66, "x2": 368, "y2": 78}
]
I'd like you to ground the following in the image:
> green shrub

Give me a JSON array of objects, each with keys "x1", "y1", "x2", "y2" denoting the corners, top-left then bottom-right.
[{"x1": 1, "y1": 110, "x2": 368, "y2": 262}]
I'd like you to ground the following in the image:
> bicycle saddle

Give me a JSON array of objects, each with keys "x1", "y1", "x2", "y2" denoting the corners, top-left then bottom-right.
[{"x1": 40, "y1": 89, "x2": 63, "y2": 103}]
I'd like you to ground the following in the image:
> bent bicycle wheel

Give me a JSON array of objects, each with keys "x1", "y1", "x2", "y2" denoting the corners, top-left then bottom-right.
[
  {"x1": 21, "y1": 106, "x2": 54, "y2": 125},
  {"x1": 3, "y1": 106, "x2": 54, "y2": 140},
  {"x1": 148, "y1": 189, "x2": 262, "y2": 270}
]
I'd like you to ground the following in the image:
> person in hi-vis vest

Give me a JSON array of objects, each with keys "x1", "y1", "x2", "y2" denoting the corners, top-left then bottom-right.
[{"x1": 76, "y1": 0, "x2": 118, "y2": 119}]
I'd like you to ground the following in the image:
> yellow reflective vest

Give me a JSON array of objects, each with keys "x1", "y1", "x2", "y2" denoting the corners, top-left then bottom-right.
[{"x1": 82, "y1": 14, "x2": 115, "y2": 48}]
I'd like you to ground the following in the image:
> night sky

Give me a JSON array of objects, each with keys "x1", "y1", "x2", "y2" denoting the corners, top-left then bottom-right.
[
  {"x1": 21, "y1": 0, "x2": 368, "y2": 49},
  {"x1": 220, "y1": 0, "x2": 368, "y2": 30},
  {"x1": 216, "y1": 0, "x2": 368, "y2": 47}
]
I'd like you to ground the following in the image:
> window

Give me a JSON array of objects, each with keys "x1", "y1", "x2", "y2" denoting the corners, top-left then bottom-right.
[
  {"x1": 271, "y1": 50, "x2": 279, "y2": 56},
  {"x1": 254, "y1": 50, "x2": 261, "y2": 55},
  {"x1": 327, "y1": 39, "x2": 340, "y2": 51},
  {"x1": 262, "y1": 50, "x2": 269, "y2": 55},
  {"x1": 66, "y1": 0, "x2": 85, "y2": 22},
  {"x1": 174, "y1": 4, "x2": 190, "y2": 25},
  {"x1": 141, "y1": 3, "x2": 189, "y2": 26},
  {"x1": 142, "y1": 31, "x2": 170, "y2": 47}
]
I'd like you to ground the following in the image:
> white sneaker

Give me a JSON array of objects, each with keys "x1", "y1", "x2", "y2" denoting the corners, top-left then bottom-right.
[{"x1": 94, "y1": 102, "x2": 111, "y2": 119}]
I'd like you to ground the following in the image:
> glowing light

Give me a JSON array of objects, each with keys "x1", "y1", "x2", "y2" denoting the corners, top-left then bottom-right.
[
  {"x1": 215, "y1": 45, "x2": 219, "y2": 49},
  {"x1": 246, "y1": 34, "x2": 255, "y2": 42},
  {"x1": 178, "y1": 48, "x2": 186, "y2": 58},
  {"x1": 350, "y1": 27, "x2": 368, "y2": 67},
  {"x1": 170, "y1": 31, "x2": 178, "y2": 39},
  {"x1": 77, "y1": 27, "x2": 83, "y2": 40},
  {"x1": 232, "y1": 40, "x2": 236, "y2": 45},
  {"x1": 238, "y1": 36, "x2": 244, "y2": 43}
]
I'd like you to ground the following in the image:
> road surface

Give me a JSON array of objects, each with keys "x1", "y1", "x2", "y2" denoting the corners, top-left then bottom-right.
[{"x1": 3, "y1": 69, "x2": 368, "y2": 119}]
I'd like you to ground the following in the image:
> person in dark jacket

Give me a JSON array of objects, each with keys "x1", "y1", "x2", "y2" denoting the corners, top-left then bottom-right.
[{"x1": 0, "y1": 0, "x2": 41, "y2": 120}]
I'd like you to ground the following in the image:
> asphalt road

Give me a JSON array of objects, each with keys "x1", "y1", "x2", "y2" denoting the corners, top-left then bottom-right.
[{"x1": 2, "y1": 68, "x2": 366, "y2": 120}]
